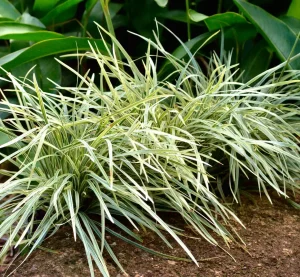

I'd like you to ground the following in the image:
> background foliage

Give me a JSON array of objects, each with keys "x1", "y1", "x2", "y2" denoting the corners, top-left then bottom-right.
[{"x1": 0, "y1": 0, "x2": 299, "y2": 94}]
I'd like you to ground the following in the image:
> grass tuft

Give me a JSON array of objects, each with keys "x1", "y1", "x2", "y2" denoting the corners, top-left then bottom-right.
[{"x1": 0, "y1": 29, "x2": 300, "y2": 276}]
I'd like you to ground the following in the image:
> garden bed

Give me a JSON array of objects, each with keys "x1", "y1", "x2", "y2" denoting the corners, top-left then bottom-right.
[{"x1": 6, "y1": 192, "x2": 300, "y2": 277}]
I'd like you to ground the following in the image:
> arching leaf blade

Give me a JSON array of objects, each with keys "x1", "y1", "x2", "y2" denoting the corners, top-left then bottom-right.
[
  {"x1": 0, "y1": 37, "x2": 108, "y2": 71},
  {"x1": 33, "y1": 0, "x2": 61, "y2": 17},
  {"x1": 0, "y1": 0, "x2": 21, "y2": 20},
  {"x1": 41, "y1": 0, "x2": 84, "y2": 26},
  {"x1": 0, "y1": 22, "x2": 64, "y2": 41}
]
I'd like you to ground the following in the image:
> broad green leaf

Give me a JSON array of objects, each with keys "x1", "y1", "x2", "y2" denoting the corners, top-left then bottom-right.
[
  {"x1": 85, "y1": 0, "x2": 98, "y2": 12},
  {"x1": 9, "y1": 40, "x2": 29, "y2": 52},
  {"x1": 234, "y1": 0, "x2": 300, "y2": 69},
  {"x1": 223, "y1": 23, "x2": 256, "y2": 44},
  {"x1": 11, "y1": 61, "x2": 37, "y2": 84},
  {"x1": 287, "y1": 0, "x2": 300, "y2": 20},
  {"x1": 33, "y1": 0, "x2": 61, "y2": 17},
  {"x1": 0, "y1": 22, "x2": 64, "y2": 41},
  {"x1": 41, "y1": 0, "x2": 84, "y2": 26},
  {"x1": 0, "y1": 37, "x2": 108, "y2": 71},
  {"x1": 127, "y1": 0, "x2": 163, "y2": 38},
  {"x1": 280, "y1": 15, "x2": 300, "y2": 35},
  {"x1": 240, "y1": 41, "x2": 272, "y2": 81},
  {"x1": 3, "y1": 31, "x2": 63, "y2": 41},
  {"x1": 17, "y1": 12, "x2": 46, "y2": 28},
  {"x1": 158, "y1": 10, "x2": 190, "y2": 23},
  {"x1": 217, "y1": 23, "x2": 256, "y2": 63},
  {"x1": 11, "y1": 56, "x2": 61, "y2": 92},
  {"x1": 36, "y1": 56, "x2": 62, "y2": 92},
  {"x1": 0, "y1": 132, "x2": 11, "y2": 144},
  {"x1": 0, "y1": 0, "x2": 21, "y2": 20},
  {"x1": 188, "y1": 9, "x2": 208, "y2": 22},
  {"x1": 154, "y1": 0, "x2": 168, "y2": 7},
  {"x1": 204, "y1": 12, "x2": 248, "y2": 31}
]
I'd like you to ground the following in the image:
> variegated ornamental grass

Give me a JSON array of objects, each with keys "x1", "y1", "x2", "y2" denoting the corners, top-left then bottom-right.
[{"x1": 0, "y1": 28, "x2": 300, "y2": 276}]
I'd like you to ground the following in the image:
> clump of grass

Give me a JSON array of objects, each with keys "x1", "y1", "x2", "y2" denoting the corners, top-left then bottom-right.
[
  {"x1": 0, "y1": 58, "x2": 238, "y2": 276},
  {"x1": 0, "y1": 26, "x2": 300, "y2": 276}
]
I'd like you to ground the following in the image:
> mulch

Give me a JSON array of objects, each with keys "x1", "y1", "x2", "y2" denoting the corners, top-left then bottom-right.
[{"x1": 3, "y1": 192, "x2": 300, "y2": 277}]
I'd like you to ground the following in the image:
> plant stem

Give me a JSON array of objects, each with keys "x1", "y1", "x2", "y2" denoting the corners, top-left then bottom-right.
[
  {"x1": 217, "y1": 0, "x2": 223, "y2": 13},
  {"x1": 185, "y1": 0, "x2": 191, "y2": 41}
]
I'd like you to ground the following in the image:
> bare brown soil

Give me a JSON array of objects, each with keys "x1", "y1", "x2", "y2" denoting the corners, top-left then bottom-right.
[{"x1": 4, "y1": 192, "x2": 300, "y2": 277}]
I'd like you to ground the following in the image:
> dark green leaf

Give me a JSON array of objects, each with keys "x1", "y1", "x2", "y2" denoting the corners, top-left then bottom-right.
[
  {"x1": 85, "y1": 0, "x2": 97, "y2": 12},
  {"x1": 2, "y1": 31, "x2": 64, "y2": 41},
  {"x1": 280, "y1": 15, "x2": 300, "y2": 35},
  {"x1": 223, "y1": 23, "x2": 256, "y2": 44},
  {"x1": 126, "y1": 0, "x2": 165, "y2": 38},
  {"x1": 218, "y1": 23, "x2": 257, "y2": 64},
  {"x1": 0, "y1": 17, "x2": 13, "y2": 22},
  {"x1": 240, "y1": 40, "x2": 272, "y2": 81},
  {"x1": 204, "y1": 12, "x2": 248, "y2": 31},
  {"x1": 36, "y1": 56, "x2": 62, "y2": 92},
  {"x1": 0, "y1": 22, "x2": 64, "y2": 41},
  {"x1": 0, "y1": 37, "x2": 108, "y2": 72},
  {"x1": 234, "y1": 0, "x2": 300, "y2": 69},
  {"x1": 11, "y1": 60, "x2": 36, "y2": 86},
  {"x1": 0, "y1": 0, "x2": 21, "y2": 20},
  {"x1": 11, "y1": 56, "x2": 61, "y2": 92},
  {"x1": 0, "y1": 97, "x2": 18, "y2": 121},
  {"x1": 41, "y1": 0, "x2": 84, "y2": 26},
  {"x1": 33, "y1": 0, "x2": 61, "y2": 17},
  {"x1": 9, "y1": 40, "x2": 29, "y2": 52}
]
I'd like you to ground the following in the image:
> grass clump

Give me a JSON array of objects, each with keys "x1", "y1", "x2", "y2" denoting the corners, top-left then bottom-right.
[{"x1": 0, "y1": 28, "x2": 300, "y2": 276}]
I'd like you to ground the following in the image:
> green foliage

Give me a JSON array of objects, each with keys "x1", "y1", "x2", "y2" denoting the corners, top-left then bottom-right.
[
  {"x1": 1, "y1": 0, "x2": 300, "y2": 92},
  {"x1": 0, "y1": 28, "x2": 300, "y2": 276},
  {"x1": 0, "y1": 0, "x2": 108, "y2": 94},
  {"x1": 287, "y1": 0, "x2": 300, "y2": 20},
  {"x1": 0, "y1": 22, "x2": 64, "y2": 40},
  {"x1": 0, "y1": 0, "x2": 20, "y2": 20},
  {"x1": 234, "y1": 0, "x2": 300, "y2": 70},
  {"x1": 0, "y1": 37, "x2": 107, "y2": 71}
]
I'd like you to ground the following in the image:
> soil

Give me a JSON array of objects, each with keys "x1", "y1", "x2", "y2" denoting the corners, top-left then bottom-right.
[{"x1": 3, "y1": 192, "x2": 300, "y2": 277}]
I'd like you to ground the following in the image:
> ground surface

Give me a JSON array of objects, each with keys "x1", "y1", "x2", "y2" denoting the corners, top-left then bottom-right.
[{"x1": 3, "y1": 192, "x2": 300, "y2": 277}]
